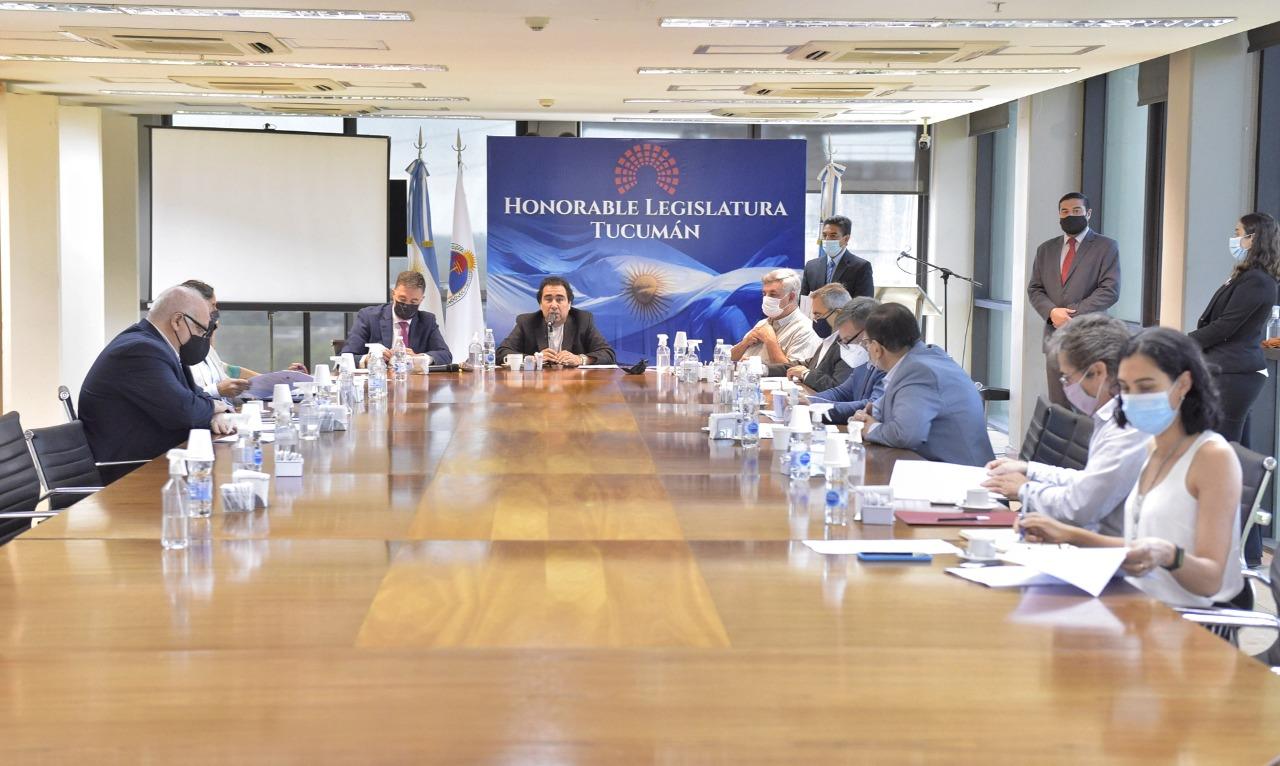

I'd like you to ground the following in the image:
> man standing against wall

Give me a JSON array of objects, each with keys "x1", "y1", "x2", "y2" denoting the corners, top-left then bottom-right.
[{"x1": 1026, "y1": 193, "x2": 1120, "y2": 406}]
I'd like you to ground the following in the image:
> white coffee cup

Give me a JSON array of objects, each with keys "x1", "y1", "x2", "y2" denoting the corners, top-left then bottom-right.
[
  {"x1": 968, "y1": 537, "x2": 998, "y2": 559},
  {"x1": 506, "y1": 353, "x2": 524, "y2": 370},
  {"x1": 964, "y1": 487, "x2": 991, "y2": 507}
]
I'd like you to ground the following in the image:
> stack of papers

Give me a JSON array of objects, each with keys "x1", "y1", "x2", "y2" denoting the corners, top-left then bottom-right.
[
  {"x1": 888, "y1": 460, "x2": 995, "y2": 505},
  {"x1": 946, "y1": 545, "x2": 1126, "y2": 598},
  {"x1": 804, "y1": 539, "x2": 962, "y2": 556}
]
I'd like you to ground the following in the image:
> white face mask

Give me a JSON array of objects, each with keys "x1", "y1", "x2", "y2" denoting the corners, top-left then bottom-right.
[
  {"x1": 821, "y1": 240, "x2": 843, "y2": 258},
  {"x1": 1229, "y1": 236, "x2": 1248, "y2": 261},
  {"x1": 762, "y1": 295, "x2": 784, "y2": 318},
  {"x1": 839, "y1": 342, "x2": 869, "y2": 369}
]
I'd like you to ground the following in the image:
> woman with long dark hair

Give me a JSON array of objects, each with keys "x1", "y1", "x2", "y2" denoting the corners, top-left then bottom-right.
[
  {"x1": 1018, "y1": 328, "x2": 1244, "y2": 610},
  {"x1": 1188, "y1": 212, "x2": 1280, "y2": 444}
]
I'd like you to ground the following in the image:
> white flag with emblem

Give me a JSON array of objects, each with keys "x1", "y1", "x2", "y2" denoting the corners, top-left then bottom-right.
[{"x1": 443, "y1": 162, "x2": 484, "y2": 360}]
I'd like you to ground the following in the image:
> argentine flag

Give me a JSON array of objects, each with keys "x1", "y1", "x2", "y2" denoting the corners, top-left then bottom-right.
[{"x1": 406, "y1": 157, "x2": 445, "y2": 320}]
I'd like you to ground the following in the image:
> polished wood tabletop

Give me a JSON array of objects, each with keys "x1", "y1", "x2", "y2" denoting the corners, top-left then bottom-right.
[{"x1": 3, "y1": 369, "x2": 1279, "y2": 763}]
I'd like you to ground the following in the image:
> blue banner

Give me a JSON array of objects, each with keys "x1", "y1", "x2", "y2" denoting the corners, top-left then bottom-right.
[{"x1": 485, "y1": 136, "x2": 807, "y2": 362}]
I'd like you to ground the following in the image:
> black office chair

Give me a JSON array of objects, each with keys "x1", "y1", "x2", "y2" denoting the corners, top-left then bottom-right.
[
  {"x1": 0, "y1": 412, "x2": 71, "y2": 544},
  {"x1": 57, "y1": 384, "x2": 76, "y2": 422},
  {"x1": 24, "y1": 422, "x2": 110, "y2": 511},
  {"x1": 976, "y1": 383, "x2": 1010, "y2": 418},
  {"x1": 1233, "y1": 443, "x2": 1276, "y2": 570},
  {"x1": 1017, "y1": 396, "x2": 1094, "y2": 471}
]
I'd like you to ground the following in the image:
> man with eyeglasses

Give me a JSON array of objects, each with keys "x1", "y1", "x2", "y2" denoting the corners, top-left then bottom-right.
[
  {"x1": 804, "y1": 296, "x2": 887, "y2": 424},
  {"x1": 80, "y1": 284, "x2": 235, "y2": 477},
  {"x1": 766, "y1": 283, "x2": 853, "y2": 390}
]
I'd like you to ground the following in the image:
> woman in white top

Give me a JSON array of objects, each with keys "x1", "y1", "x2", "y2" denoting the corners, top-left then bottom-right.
[{"x1": 1019, "y1": 327, "x2": 1244, "y2": 608}]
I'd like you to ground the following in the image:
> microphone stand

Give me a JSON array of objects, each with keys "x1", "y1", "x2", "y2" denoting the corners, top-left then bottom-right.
[{"x1": 896, "y1": 251, "x2": 982, "y2": 353}]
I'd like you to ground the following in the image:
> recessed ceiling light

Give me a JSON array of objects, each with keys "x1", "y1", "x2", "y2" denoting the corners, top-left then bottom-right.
[
  {"x1": 99, "y1": 89, "x2": 466, "y2": 102},
  {"x1": 659, "y1": 17, "x2": 1234, "y2": 30},
  {"x1": 0, "y1": 2, "x2": 412, "y2": 20},
  {"x1": 624, "y1": 97, "x2": 976, "y2": 105},
  {"x1": 638, "y1": 66, "x2": 1078, "y2": 76},
  {"x1": 0, "y1": 53, "x2": 444, "y2": 71}
]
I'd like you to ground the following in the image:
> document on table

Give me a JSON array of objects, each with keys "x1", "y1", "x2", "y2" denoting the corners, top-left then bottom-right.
[
  {"x1": 997, "y1": 545, "x2": 1126, "y2": 598},
  {"x1": 245, "y1": 370, "x2": 314, "y2": 400},
  {"x1": 888, "y1": 460, "x2": 995, "y2": 505},
  {"x1": 804, "y1": 539, "x2": 962, "y2": 556}
]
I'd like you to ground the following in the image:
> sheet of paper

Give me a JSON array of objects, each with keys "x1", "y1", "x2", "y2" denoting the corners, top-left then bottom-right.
[
  {"x1": 245, "y1": 370, "x2": 314, "y2": 400},
  {"x1": 945, "y1": 565, "x2": 1063, "y2": 589},
  {"x1": 804, "y1": 539, "x2": 962, "y2": 556},
  {"x1": 888, "y1": 460, "x2": 994, "y2": 505},
  {"x1": 998, "y1": 545, "x2": 1126, "y2": 598}
]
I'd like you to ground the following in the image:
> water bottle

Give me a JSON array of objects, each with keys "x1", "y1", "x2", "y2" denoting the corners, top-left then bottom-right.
[
  {"x1": 468, "y1": 332, "x2": 483, "y2": 369},
  {"x1": 1269, "y1": 306, "x2": 1280, "y2": 341},
  {"x1": 483, "y1": 328, "x2": 497, "y2": 370},
  {"x1": 390, "y1": 331, "x2": 409, "y2": 383},
  {"x1": 847, "y1": 421, "x2": 867, "y2": 488},
  {"x1": 298, "y1": 384, "x2": 320, "y2": 441},
  {"x1": 366, "y1": 342, "x2": 387, "y2": 400},
  {"x1": 808, "y1": 404, "x2": 832, "y2": 471},
  {"x1": 275, "y1": 403, "x2": 298, "y2": 456},
  {"x1": 787, "y1": 405, "x2": 812, "y2": 481},
  {"x1": 186, "y1": 457, "x2": 213, "y2": 519},
  {"x1": 823, "y1": 433, "x2": 851, "y2": 526},
  {"x1": 680, "y1": 342, "x2": 701, "y2": 384},
  {"x1": 251, "y1": 433, "x2": 264, "y2": 473},
  {"x1": 161, "y1": 449, "x2": 189, "y2": 550},
  {"x1": 232, "y1": 430, "x2": 256, "y2": 471},
  {"x1": 738, "y1": 397, "x2": 759, "y2": 448},
  {"x1": 673, "y1": 331, "x2": 688, "y2": 370},
  {"x1": 656, "y1": 333, "x2": 671, "y2": 375}
]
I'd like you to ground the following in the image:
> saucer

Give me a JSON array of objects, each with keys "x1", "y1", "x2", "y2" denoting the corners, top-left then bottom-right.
[
  {"x1": 956, "y1": 500, "x2": 1003, "y2": 511},
  {"x1": 957, "y1": 551, "x2": 1001, "y2": 563}
]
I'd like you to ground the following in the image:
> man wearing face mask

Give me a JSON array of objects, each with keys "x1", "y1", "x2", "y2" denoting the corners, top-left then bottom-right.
[
  {"x1": 341, "y1": 270, "x2": 452, "y2": 366},
  {"x1": 78, "y1": 284, "x2": 235, "y2": 475},
  {"x1": 806, "y1": 297, "x2": 887, "y2": 424},
  {"x1": 982, "y1": 315, "x2": 1149, "y2": 536},
  {"x1": 1027, "y1": 192, "x2": 1120, "y2": 407},
  {"x1": 801, "y1": 216, "x2": 875, "y2": 339},
  {"x1": 731, "y1": 268, "x2": 821, "y2": 365},
  {"x1": 766, "y1": 283, "x2": 853, "y2": 388}
]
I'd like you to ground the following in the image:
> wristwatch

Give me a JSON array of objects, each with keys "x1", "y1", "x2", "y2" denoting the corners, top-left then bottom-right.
[
  {"x1": 1163, "y1": 545, "x2": 1185, "y2": 571},
  {"x1": 579, "y1": 354, "x2": 589, "y2": 367}
]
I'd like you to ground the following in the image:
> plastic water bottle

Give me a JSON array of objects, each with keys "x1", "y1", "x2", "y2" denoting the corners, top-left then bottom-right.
[
  {"x1": 186, "y1": 457, "x2": 213, "y2": 519},
  {"x1": 808, "y1": 404, "x2": 832, "y2": 471},
  {"x1": 161, "y1": 449, "x2": 189, "y2": 550},
  {"x1": 847, "y1": 421, "x2": 867, "y2": 488},
  {"x1": 232, "y1": 430, "x2": 256, "y2": 471},
  {"x1": 787, "y1": 405, "x2": 812, "y2": 481},
  {"x1": 298, "y1": 384, "x2": 320, "y2": 440},
  {"x1": 823, "y1": 434, "x2": 851, "y2": 526},
  {"x1": 366, "y1": 342, "x2": 387, "y2": 400},
  {"x1": 483, "y1": 328, "x2": 497, "y2": 370},
  {"x1": 275, "y1": 401, "x2": 298, "y2": 456},
  {"x1": 738, "y1": 398, "x2": 759, "y2": 448},
  {"x1": 1269, "y1": 306, "x2": 1280, "y2": 341},
  {"x1": 680, "y1": 340, "x2": 701, "y2": 384},
  {"x1": 390, "y1": 331, "x2": 409, "y2": 383},
  {"x1": 656, "y1": 333, "x2": 670, "y2": 375},
  {"x1": 673, "y1": 331, "x2": 688, "y2": 369}
]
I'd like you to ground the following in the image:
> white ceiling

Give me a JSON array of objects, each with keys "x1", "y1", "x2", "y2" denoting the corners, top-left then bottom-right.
[{"x1": 1, "y1": 0, "x2": 1278, "y2": 124}]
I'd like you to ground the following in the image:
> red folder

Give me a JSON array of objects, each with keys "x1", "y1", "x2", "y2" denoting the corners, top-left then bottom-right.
[{"x1": 894, "y1": 510, "x2": 1019, "y2": 527}]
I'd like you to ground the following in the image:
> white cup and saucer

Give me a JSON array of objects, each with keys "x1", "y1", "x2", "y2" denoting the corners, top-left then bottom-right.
[
  {"x1": 505, "y1": 353, "x2": 524, "y2": 371},
  {"x1": 958, "y1": 536, "x2": 1001, "y2": 562},
  {"x1": 956, "y1": 487, "x2": 1002, "y2": 511}
]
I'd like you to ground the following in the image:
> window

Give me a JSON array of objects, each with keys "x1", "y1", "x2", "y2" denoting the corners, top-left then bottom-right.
[
  {"x1": 803, "y1": 192, "x2": 918, "y2": 285},
  {"x1": 1100, "y1": 65, "x2": 1150, "y2": 323}
]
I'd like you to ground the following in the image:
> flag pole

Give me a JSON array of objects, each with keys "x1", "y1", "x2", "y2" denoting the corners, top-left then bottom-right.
[
  {"x1": 452, "y1": 129, "x2": 466, "y2": 168},
  {"x1": 413, "y1": 126, "x2": 426, "y2": 161}
]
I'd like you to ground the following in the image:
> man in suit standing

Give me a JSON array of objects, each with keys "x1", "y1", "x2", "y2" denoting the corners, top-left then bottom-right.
[
  {"x1": 342, "y1": 270, "x2": 452, "y2": 366},
  {"x1": 801, "y1": 215, "x2": 875, "y2": 339},
  {"x1": 853, "y1": 303, "x2": 993, "y2": 467},
  {"x1": 1027, "y1": 192, "x2": 1120, "y2": 407},
  {"x1": 495, "y1": 276, "x2": 615, "y2": 367},
  {"x1": 79, "y1": 284, "x2": 235, "y2": 471},
  {"x1": 767, "y1": 283, "x2": 853, "y2": 389}
]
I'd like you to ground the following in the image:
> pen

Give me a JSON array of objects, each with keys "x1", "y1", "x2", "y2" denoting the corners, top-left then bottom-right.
[{"x1": 938, "y1": 515, "x2": 989, "y2": 522}]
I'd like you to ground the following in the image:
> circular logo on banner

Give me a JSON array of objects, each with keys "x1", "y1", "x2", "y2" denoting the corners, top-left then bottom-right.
[
  {"x1": 447, "y1": 244, "x2": 476, "y2": 307},
  {"x1": 613, "y1": 143, "x2": 680, "y2": 196}
]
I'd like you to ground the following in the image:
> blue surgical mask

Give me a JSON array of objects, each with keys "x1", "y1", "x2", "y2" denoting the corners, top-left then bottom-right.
[
  {"x1": 1121, "y1": 390, "x2": 1178, "y2": 435},
  {"x1": 821, "y1": 240, "x2": 842, "y2": 258},
  {"x1": 1229, "y1": 236, "x2": 1247, "y2": 261}
]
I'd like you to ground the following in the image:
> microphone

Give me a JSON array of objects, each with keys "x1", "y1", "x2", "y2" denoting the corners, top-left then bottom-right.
[{"x1": 426, "y1": 363, "x2": 460, "y2": 373}]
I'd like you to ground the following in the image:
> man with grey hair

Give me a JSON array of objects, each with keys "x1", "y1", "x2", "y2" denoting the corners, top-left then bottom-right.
[
  {"x1": 982, "y1": 313, "x2": 1147, "y2": 535},
  {"x1": 79, "y1": 284, "x2": 235, "y2": 476},
  {"x1": 730, "y1": 267, "x2": 820, "y2": 365},
  {"x1": 807, "y1": 296, "x2": 887, "y2": 424},
  {"x1": 767, "y1": 282, "x2": 853, "y2": 389}
]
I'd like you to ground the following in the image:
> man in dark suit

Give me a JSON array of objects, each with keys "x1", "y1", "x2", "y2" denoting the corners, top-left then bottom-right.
[
  {"x1": 341, "y1": 270, "x2": 452, "y2": 365},
  {"x1": 79, "y1": 284, "x2": 235, "y2": 470},
  {"x1": 496, "y1": 276, "x2": 615, "y2": 367},
  {"x1": 801, "y1": 214, "x2": 875, "y2": 311},
  {"x1": 1027, "y1": 192, "x2": 1120, "y2": 407},
  {"x1": 767, "y1": 283, "x2": 853, "y2": 390}
]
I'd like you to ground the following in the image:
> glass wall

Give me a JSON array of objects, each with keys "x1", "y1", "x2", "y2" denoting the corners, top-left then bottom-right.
[
  {"x1": 802, "y1": 192, "x2": 918, "y2": 285},
  {"x1": 1101, "y1": 65, "x2": 1150, "y2": 323}
]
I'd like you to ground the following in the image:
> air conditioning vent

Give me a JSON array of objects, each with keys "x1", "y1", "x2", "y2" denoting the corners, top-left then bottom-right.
[
  {"x1": 171, "y1": 76, "x2": 346, "y2": 93},
  {"x1": 788, "y1": 40, "x2": 1007, "y2": 65},
  {"x1": 63, "y1": 27, "x2": 288, "y2": 56},
  {"x1": 250, "y1": 103, "x2": 374, "y2": 115},
  {"x1": 746, "y1": 81, "x2": 908, "y2": 98},
  {"x1": 711, "y1": 108, "x2": 844, "y2": 120}
]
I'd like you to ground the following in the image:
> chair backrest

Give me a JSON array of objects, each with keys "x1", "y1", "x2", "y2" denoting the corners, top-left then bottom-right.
[
  {"x1": 0, "y1": 411, "x2": 42, "y2": 516},
  {"x1": 1018, "y1": 397, "x2": 1094, "y2": 471},
  {"x1": 25, "y1": 421, "x2": 103, "y2": 510},
  {"x1": 58, "y1": 385, "x2": 76, "y2": 422},
  {"x1": 1231, "y1": 442, "x2": 1275, "y2": 562},
  {"x1": 331, "y1": 339, "x2": 345, "y2": 357}
]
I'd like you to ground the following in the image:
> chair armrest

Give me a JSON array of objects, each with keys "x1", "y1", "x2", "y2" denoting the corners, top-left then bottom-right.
[
  {"x1": 1244, "y1": 568, "x2": 1272, "y2": 587},
  {"x1": 979, "y1": 387, "x2": 1011, "y2": 402},
  {"x1": 95, "y1": 459, "x2": 151, "y2": 467},
  {"x1": 38, "y1": 488, "x2": 102, "y2": 501},
  {"x1": 0, "y1": 510, "x2": 59, "y2": 519},
  {"x1": 1177, "y1": 608, "x2": 1280, "y2": 631}
]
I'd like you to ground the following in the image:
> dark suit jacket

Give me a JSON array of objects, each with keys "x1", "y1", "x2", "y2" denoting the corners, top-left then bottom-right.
[
  {"x1": 766, "y1": 337, "x2": 852, "y2": 391},
  {"x1": 496, "y1": 308, "x2": 615, "y2": 365},
  {"x1": 340, "y1": 304, "x2": 452, "y2": 364},
  {"x1": 78, "y1": 320, "x2": 217, "y2": 463},
  {"x1": 811, "y1": 362, "x2": 888, "y2": 424},
  {"x1": 800, "y1": 248, "x2": 874, "y2": 298},
  {"x1": 1027, "y1": 229, "x2": 1120, "y2": 349},
  {"x1": 1189, "y1": 267, "x2": 1280, "y2": 374}
]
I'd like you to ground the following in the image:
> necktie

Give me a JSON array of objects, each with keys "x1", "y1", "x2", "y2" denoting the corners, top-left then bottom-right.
[
  {"x1": 826, "y1": 255, "x2": 837, "y2": 283},
  {"x1": 397, "y1": 320, "x2": 409, "y2": 348},
  {"x1": 1060, "y1": 237, "x2": 1077, "y2": 284}
]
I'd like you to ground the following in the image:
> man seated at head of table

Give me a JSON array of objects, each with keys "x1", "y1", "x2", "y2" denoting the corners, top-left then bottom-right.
[
  {"x1": 982, "y1": 314, "x2": 1149, "y2": 536},
  {"x1": 852, "y1": 302, "x2": 994, "y2": 467},
  {"x1": 730, "y1": 268, "x2": 821, "y2": 366},
  {"x1": 1018, "y1": 328, "x2": 1245, "y2": 609},
  {"x1": 766, "y1": 282, "x2": 853, "y2": 389},
  {"x1": 495, "y1": 276, "x2": 616, "y2": 368},
  {"x1": 79, "y1": 284, "x2": 235, "y2": 472},
  {"x1": 804, "y1": 296, "x2": 886, "y2": 424},
  {"x1": 341, "y1": 270, "x2": 452, "y2": 367}
]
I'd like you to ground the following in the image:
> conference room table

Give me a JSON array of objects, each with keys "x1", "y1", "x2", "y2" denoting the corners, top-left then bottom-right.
[{"x1": 2, "y1": 369, "x2": 1279, "y2": 763}]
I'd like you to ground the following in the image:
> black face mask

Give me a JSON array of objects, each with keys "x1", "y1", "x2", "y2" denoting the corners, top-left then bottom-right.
[
  {"x1": 393, "y1": 301, "x2": 417, "y2": 320},
  {"x1": 176, "y1": 314, "x2": 212, "y2": 365},
  {"x1": 1060, "y1": 215, "x2": 1088, "y2": 236}
]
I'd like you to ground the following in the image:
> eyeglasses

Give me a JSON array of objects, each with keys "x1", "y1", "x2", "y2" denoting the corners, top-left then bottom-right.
[
  {"x1": 1059, "y1": 368, "x2": 1091, "y2": 387},
  {"x1": 180, "y1": 312, "x2": 216, "y2": 338},
  {"x1": 837, "y1": 329, "x2": 864, "y2": 346}
]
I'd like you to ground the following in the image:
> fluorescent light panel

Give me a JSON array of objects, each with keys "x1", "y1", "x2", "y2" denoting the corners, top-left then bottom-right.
[
  {"x1": 625, "y1": 98, "x2": 975, "y2": 104},
  {"x1": 638, "y1": 66, "x2": 1078, "y2": 76},
  {"x1": 99, "y1": 89, "x2": 466, "y2": 101},
  {"x1": 0, "y1": 53, "x2": 444, "y2": 71},
  {"x1": 173, "y1": 109, "x2": 481, "y2": 119},
  {"x1": 0, "y1": 2, "x2": 412, "y2": 20},
  {"x1": 659, "y1": 17, "x2": 1234, "y2": 30}
]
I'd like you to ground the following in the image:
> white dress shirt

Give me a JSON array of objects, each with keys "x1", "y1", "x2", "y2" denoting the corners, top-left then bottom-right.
[
  {"x1": 739, "y1": 309, "x2": 821, "y2": 364},
  {"x1": 548, "y1": 321, "x2": 564, "y2": 352},
  {"x1": 1059, "y1": 228, "x2": 1090, "y2": 272},
  {"x1": 189, "y1": 346, "x2": 230, "y2": 398},
  {"x1": 1018, "y1": 396, "x2": 1150, "y2": 536}
]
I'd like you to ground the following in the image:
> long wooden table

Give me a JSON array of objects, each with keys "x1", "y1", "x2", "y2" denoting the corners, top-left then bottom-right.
[{"x1": 3, "y1": 370, "x2": 1279, "y2": 763}]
